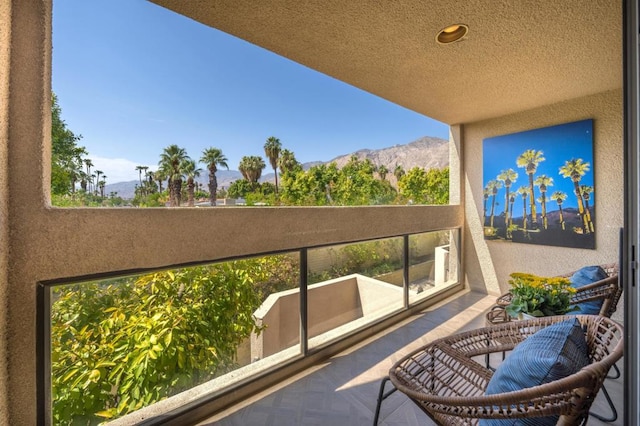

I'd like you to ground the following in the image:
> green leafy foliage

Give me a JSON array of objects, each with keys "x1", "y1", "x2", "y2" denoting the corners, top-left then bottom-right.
[
  {"x1": 51, "y1": 93, "x2": 87, "y2": 196},
  {"x1": 505, "y1": 273, "x2": 578, "y2": 317},
  {"x1": 50, "y1": 256, "x2": 299, "y2": 424},
  {"x1": 398, "y1": 167, "x2": 449, "y2": 205}
]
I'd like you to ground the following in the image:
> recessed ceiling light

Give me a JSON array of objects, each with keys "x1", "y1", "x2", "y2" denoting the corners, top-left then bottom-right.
[{"x1": 436, "y1": 24, "x2": 468, "y2": 44}]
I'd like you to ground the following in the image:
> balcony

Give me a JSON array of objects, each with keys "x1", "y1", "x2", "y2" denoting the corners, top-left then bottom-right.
[{"x1": 199, "y1": 291, "x2": 624, "y2": 425}]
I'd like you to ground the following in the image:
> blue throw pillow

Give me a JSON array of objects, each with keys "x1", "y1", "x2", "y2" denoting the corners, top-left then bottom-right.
[
  {"x1": 570, "y1": 265, "x2": 609, "y2": 314},
  {"x1": 480, "y1": 319, "x2": 589, "y2": 426}
]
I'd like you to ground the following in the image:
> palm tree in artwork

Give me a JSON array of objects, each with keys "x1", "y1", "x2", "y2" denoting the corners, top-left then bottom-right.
[
  {"x1": 264, "y1": 136, "x2": 282, "y2": 194},
  {"x1": 534, "y1": 174, "x2": 554, "y2": 230},
  {"x1": 159, "y1": 145, "x2": 190, "y2": 207},
  {"x1": 559, "y1": 158, "x2": 591, "y2": 234},
  {"x1": 517, "y1": 186, "x2": 529, "y2": 230},
  {"x1": 483, "y1": 185, "x2": 491, "y2": 224},
  {"x1": 486, "y1": 180, "x2": 503, "y2": 228},
  {"x1": 182, "y1": 159, "x2": 201, "y2": 207},
  {"x1": 516, "y1": 149, "x2": 545, "y2": 227},
  {"x1": 200, "y1": 147, "x2": 229, "y2": 206},
  {"x1": 550, "y1": 191, "x2": 568, "y2": 230},
  {"x1": 580, "y1": 185, "x2": 595, "y2": 232},
  {"x1": 497, "y1": 169, "x2": 518, "y2": 228},
  {"x1": 508, "y1": 193, "x2": 517, "y2": 229}
]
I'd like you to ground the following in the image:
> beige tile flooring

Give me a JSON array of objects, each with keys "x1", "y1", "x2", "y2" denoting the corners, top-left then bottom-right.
[{"x1": 200, "y1": 291, "x2": 624, "y2": 426}]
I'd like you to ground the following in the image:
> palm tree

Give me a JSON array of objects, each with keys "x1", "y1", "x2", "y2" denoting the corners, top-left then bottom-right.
[
  {"x1": 486, "y1": 180, "x2": 503, "y2": 228},
  {"x1": 559, "y1": 158, "x2": 591, "y2": 233},
  {"x1": 84, "y1": 159, "x2": 93, "y2": 193},
  {"x1": 278, "y1": 149, "x2": 300, "y2": 174},
  {"x1": 378, "y1": 164, "x2": 389, "y2": 181},
  {"x1": 239, "y1": 156, "x2": 266, "y2": 187},
  {"x1": 200, "y1": 147, "x2": 229, "y2": 206},
  {"x1": 94, "y1": 170, "x2": 103, "y2": 195},
  {"x1": 135, "y1": 165, "x2": 146, "y2": 189},
  {"x1": 516, "y1": 149, "x2": 545, "y2": 227},
  {"x1": 264, "y1": 136, "x2": 282, "y2": 194},
  {"x1": 155, "y1": 166, "x2": 168, "y2": 194},
  {"x1": 159, "y1": 145, "x2": 190, "y2": 207},
  {"x1": 79, "y1": 171, "x2": 88, "y2": 192},
  {"x1": 98, "y1": 180, "x2": 106, "y2": 198},
  {"x1": 517, "y1": 186, "x2": 529, "y2": 230},
  {"x1": 550, "y1": 191, "x2": 568, "y2": 230},
  {"x1": 580, "y1": 185, "x2": 595, "y2": 232},
  {"x1": 534, "y1": 175, "x2": 554, "y2": 229},
  {"x1": 394, "y1": 164, "x2": 405, "y2": 187},
  {"x1": 182, "y1": 159, "x2": 201, "y2": 207},
  {"x1": 497, "y1": 169, "x2": 518, "y2": 228}
]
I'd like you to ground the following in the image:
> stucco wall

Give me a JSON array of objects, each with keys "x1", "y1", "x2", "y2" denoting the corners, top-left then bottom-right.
[
  {"x1": 0, "y1": 1, "x2": 11, "y2": 422},
  {"x1": 463, "y1": 90, "x2": 623, "y2": 294}
]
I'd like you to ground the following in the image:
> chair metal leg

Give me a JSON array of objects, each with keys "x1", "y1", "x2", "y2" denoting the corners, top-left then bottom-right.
[
  {"x1": 373, "y1": 376, "x2": 397, "y2": 425},
  {"x1": 589, "y1": 383, "x2": 617, "y2": 423},
  {"x1": 607, "y1": 363, "x2": 620, "y2": 380}
]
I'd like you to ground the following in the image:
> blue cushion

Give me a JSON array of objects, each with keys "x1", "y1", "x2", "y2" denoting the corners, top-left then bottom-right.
[
  {"x1": 480, "y1": 319, "x2": 589, "y2": 426},
  {"x1": 570, "y1": 265, "x2": 609, "y2": 314}
]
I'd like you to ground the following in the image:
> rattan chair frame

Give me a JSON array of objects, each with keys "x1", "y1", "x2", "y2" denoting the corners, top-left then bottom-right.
[{"x1": 384, "y1": 315, "x2": 623, "y2": 426}]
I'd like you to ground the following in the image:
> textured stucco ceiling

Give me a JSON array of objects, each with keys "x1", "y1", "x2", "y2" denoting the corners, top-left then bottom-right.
[{"x1": 151, "y1": 0, "x2": 622, "y2": 125}]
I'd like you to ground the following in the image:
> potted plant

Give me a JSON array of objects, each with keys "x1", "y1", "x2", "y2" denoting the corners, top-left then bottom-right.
[{"x1": 505, "y1": 272, "x2": 578, "y2": 319}]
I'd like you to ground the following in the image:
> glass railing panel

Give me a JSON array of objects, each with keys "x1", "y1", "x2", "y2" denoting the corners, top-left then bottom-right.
[
  {"x1": 408, "y1": 229, "x2": 460, "y2": 305},
  {"x1": 306, "y1": 237, "x2": 404, "y2": 350},
  {"x1": 48, "y1": 253, "x2": 299, "y2": 425}
]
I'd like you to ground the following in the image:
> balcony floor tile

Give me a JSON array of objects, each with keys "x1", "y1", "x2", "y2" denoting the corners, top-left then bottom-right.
[{"x1": 200, "y1": 290, "x2": 623, "y2": 425}]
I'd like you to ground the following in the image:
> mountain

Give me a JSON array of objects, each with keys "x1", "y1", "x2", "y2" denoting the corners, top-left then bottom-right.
[{"x1": 104, "y1": 136, "x2": 449, "y2": 199}]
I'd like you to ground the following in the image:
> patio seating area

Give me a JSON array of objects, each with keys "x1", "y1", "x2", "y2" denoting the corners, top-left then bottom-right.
[{"x1": 200, "y1": 291, "x2": 624, "y2": 425}]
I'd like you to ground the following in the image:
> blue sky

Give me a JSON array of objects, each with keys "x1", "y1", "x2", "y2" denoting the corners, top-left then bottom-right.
[
  {"x1": 52, "y1": 0, "x2": 449, "y2": 184},
  {"x1": 483, "y1": 119, "x2": 595, "y2": 211}
]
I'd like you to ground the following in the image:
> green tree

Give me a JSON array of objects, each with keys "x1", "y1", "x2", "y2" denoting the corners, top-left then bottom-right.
[
  {"x1": 278, "y1": 149, "x2": 301, "y2": 175},
  {"x1": 227, "y1": 179, "x2": 255, "y2": 199},
  {"x1": 517, "y1": 149, "x2": 545, "y2": 226},
  {"x1": 398, "y1": 167, "x2": 449, "y2": 205},
  {"x1": 559, "y1": 158, "x2": 591, "y2": 233},
  {"x1": 51, "y1": 93, "x2": 87, "y2": 195},
  {"x1": 264, "y1": 137, "x2": 282, "y2": 194},
  {"x1": 51, "y1": 260, "x2": 271, "y2": 424},
  {"x1": 159, "y1": 145, "x2": 190, "y2": 207},
  {"x1": 200, "y1": 147, "x2": 229, "y2": 206}
]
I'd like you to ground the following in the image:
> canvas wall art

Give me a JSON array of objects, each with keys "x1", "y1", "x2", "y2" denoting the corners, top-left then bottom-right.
[{"x1": 482, "y1": 119, "x2": 595, "y2": 249}]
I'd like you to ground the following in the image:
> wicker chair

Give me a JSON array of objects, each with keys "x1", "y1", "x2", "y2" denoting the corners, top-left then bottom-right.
[
  {"x1": 373, "y1": 315, "x2": 623, "y2": 426},
  {"x1": 488, "y1": 263, "x2": 622, "y2": 422}
]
